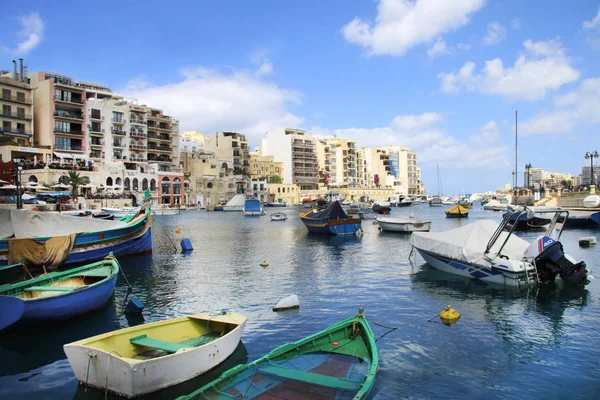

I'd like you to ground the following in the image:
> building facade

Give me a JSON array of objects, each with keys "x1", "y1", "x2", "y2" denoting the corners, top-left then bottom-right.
[
  {"x1": 314, "y1": 136, "x2": 357, "y2": 188},
  {"x1": 204, "y1": 131, "x2": 250, "y2": 193},
  {"x1": 249, "y1": 151, "x2": 284, "y2": 181}
]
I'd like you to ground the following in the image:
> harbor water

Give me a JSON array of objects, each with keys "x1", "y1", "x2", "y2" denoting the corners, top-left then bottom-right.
[{"x1": 1, "y1": 205, "x2": 599, "y2": 399}]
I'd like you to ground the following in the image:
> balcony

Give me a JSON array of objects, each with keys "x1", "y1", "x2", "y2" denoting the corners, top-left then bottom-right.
[
  {"x1": 112, "y1": 118, "x2": 125, "y2": 125},
  {"x1": 88, "y1": 125, "x2": 104, "y2": 135},
  {"x1": 0, "y1": 128, "x2": 32, "y2": 137},
  {"x1": 148, "y1": 133, "x2": 160, "y2": 141},
  {"x1": 90, "y1": 139, "x2": 104, "y2": 147},
  {"x1": 111, "y1": 129, "x2": 126, "y2": 136},
  {"x1": 147, "y1": 114, "x2": 158, "y2": 120},
  {"x1": 157, "y1": 146, "x2": 171, "y2": 152},
  {"x1": 54, "y1": 110, "x2": 83, "y2": 121},
  {"x1": 129, "y1": 156, "x2": 147, "y2": 162},
  {"x1": 158, "y1": 124, "x2": 171, "y2": 131},
  {"x1": 159, "y1": 135, "x2": 171, "y2": 142},
  {"x1": 130, "y1": 118, "x2": 146, "y2": 125},
  {"x1": 54, "y1": 128, "x2": 84, "y2": 136},
  {"x1": 1, "y1": 110, "x2": 32, "y2": 120},
  {"x1": 89, "y1": 151, "x2": 103, "y2": 159},
  {"x1": 129, "y1": 143, "x2": 147, "y2": 150},
  {"x1": 113, "y1": 141, "x2": 125, "y2": 148},
  {"x1": 55, "y1": 144, "x2": 84, "y2": 152},
  {"x1": 1, "y1": 94, "x2": 31, "y2": 104},
  {"x1": 113, "y1": 154, "x2": 127, "y2": 160},
  {"x1": 54, "y1": 96, "x2": 84, "y2": 106},
  {"x1": 89, "y1": 114, "x2": 103, "y2": 121},
  {"x1": 130, "y1": 130, "x2": 147, "y2": 138}
]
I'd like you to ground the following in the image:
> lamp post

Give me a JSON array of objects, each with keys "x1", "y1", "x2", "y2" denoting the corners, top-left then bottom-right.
[
  {"x1": 525, "y1": 163, "x2": 532, "y2": 190},
  {"x1": 585, "y1": 151, "x2": 599, "y2": 187}
]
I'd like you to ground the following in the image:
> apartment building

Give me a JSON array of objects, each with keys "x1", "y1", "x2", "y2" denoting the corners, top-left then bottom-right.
[
  {"x1": 0, "y1": 61, "x2": 51, "y2": 163},
  {"x1": 527, "y1": 167, "x2": 575, "y2": 189},
  {"x1": 180, "y1": 149, "x2": 237, "y2": 206},
  {"x1": 180, "y1": 130, "x2": 207, "y2": 152},
  {"x1": 249, "y1": 151, "x2": 284, "y2": 181},
  {"x1": 204, "y1": 131, "x2": 250, "y2": 193},
  {"x1": 314, "y1": 136, "x2": 357, "y2": 188},
  {"x1": 260, "y1": 128, "x2": 319, "y2": 191},
  {"x1": 29, "y1": 71, "x2": 88, "y2": 162}
]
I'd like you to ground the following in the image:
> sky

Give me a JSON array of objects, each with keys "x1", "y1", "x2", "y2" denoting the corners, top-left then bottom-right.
[{"x1": 1, "y1": 0, "x2": 599, "y2": 195}]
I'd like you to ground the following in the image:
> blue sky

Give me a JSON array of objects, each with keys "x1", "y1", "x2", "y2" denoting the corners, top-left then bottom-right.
[{"x1": 1, "y1": 0, "x2": 600, "y2": 194}]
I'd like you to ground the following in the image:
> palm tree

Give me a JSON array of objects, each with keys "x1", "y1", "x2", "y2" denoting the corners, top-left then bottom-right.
[{"x1": 65, "y1": 171, "x2": 90, "y2": 199}]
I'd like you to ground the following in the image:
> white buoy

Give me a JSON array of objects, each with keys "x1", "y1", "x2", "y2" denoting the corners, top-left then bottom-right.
[{"x1": 273, "y1": 294, "x2": 300, "y2": 312}]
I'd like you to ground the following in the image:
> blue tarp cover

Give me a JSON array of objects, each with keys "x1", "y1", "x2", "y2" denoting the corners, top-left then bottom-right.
[
  {"x1": 244, "y1": 199, "x2": 261, "y2": 212},
  {"x1": 311, "y1": 201, "x2": 348, "y2": 220}
]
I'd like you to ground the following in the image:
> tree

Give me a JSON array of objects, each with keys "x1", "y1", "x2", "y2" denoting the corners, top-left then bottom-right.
[
  {"x1": 65, "y1": 171, "x2": 90, "y2": 199},
  {"x1": 560, "y1": 179, "x2": 572, "y2": 188},
  {"x1": 268, "y1": 175, "x2": 282, "y2": 184}
]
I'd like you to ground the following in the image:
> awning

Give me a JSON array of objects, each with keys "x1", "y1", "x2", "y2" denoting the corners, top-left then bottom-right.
[{"x1": 53, "y1": 152, "x2": 74, "y2": 159}]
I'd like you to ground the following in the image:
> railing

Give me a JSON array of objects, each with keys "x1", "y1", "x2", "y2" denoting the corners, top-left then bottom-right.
[
  {"x1": 159, "y1": 135, "x2": 170, "y2": 141},
  {"x1": 130, "y1": 131, "x2": 147, "y2": 138},
  {"x1": 113, "y1": 141, "x2": 125, "y2": 148},
  {"x1": 148, "y1": 133, "x2": 160, "y2": 139},
  {"x1": 89, "y1": 114, "x2": 104, "y2": 120},
  {"x1": 2, "y1": 110, "x2": 32, "y2": 119},
  {"x1": 54, "y1": 110, "x2": 83, "y2": 120},
  {"x1": 89, "y1": 127, "x2": 104, "y2": 134},
  {"x1": 158, "y1": 124, "x2": 171, "y2": 130},
  {"x1": 130, "y1": 118, "x2": 146, "y2": 124},
  {"x1": 129, "y1": 143, "x2": 147, "y2": 150},
  {"x1": 90, "y1": 140, "x2": 104, "y2": 146},
  {"x1": 1, "y1": 94, "x2": 31, "y2": 103},
  {"x1": 54, "y1": 129, "x2": 84, "y2": 135},
  {"x1": 55, "y1": 144, "x2": 83, "y2": 151},
  {"x1": 112, "y1": 119, "x2": 124, "y2": 124},
  {"x1": 111, "y1": 129, "x2": 126, "y2": 135},
  {"x1": 54, "y1": 96, "x2": 84, "y2": 104},
  {"x1": 129, "y1": 156, "x2": 147, "y2": 162}
]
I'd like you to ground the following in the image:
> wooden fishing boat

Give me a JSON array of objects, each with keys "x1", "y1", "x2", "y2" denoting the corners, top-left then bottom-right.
[
  {"x1": 445, "y1": 204, "x2": 469, "y2": 218},
  {"x1": 178, "y1": 309, "x2": 378, "y2": 400},
  {"x1": 0, "y1": 255, "x2": 120, "y2": 331},
  {"x1": 300, "y1": 201, "x2": 361, "y2": 236},
  {"x1": 64, "y1": 311, "x2": 247, "y2": 398},
  {"x1": 0, "y1": 261, "x2": 25, "y2": 285},
  {"x1": 0, "y1": 205, "x2": 152, "y2": 266}
]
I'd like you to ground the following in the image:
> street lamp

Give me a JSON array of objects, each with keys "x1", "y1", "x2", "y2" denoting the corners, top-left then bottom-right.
[
  {"x1": 525, "y1": 163, "x2": 532, "y2": 190},
  {"x1": 585, "y1": 151, "x2": 599, "y2": 186}
]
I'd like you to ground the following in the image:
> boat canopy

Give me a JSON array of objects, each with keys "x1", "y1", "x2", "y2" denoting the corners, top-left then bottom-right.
[
  {"x1": 485, "y1": 199, "x2": 504, "y2": 208},
  {"x1": 244, "y1": 199, "x2": 261, "y2": 212},
  {"x1": 311, "y1": 201, "x2": 348, "y2": 220},
  {"x1": 0, "y1": 208, "x2": 127, "y2": 239},
  {"x1": 410, "y1": 220, "x2": 530, "y2": 267}
]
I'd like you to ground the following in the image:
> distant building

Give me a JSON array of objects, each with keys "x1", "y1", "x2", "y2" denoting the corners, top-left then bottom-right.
[
  {"x1": 314, "y1": 136, "x2": 357, "y2": 188},
  {"x1": 526, "y1": 167, "x2": 574, "y2": 189},
  {"x1": 249, "y1": 151, "x2": 284, "y2": 182}
]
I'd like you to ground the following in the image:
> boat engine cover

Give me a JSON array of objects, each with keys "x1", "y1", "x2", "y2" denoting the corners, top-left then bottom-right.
[{"x1": 533, "y1": 240, "x2": 589, "y2": 286}]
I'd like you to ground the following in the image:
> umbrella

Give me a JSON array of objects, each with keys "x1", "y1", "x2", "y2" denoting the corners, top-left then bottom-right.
[
  {"x1": 52, "y1": 183, "x2": 70, "y2": 189},
  {"x1": 0, "y1": 185, "x2": 18, "y2": 189},
  {"x1": 26, "y1": 182, "x2": 38, "y2": 186},
  {"x1": 22, "y1": 193, "x2": 35, "y2": 200},
  {"x1": 81, "y1": 183, "x2": 96, "y2": 188},
  {"x1": 35, "y1": 185, "x2": 50, "y2": 190}
]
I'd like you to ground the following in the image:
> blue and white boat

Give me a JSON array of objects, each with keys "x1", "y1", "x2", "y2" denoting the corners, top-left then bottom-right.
[
  {"x1": 0, "y1": 255, "x2": 120, "y2": 331},
  {"x1": 0, "y1": 206, "x2": 152, "y2": 266},
  {"x1": 299, "y1": 201, "x2": 362, "y2": 236},
  {"x1": 410, "y1": 209, "x2": 589, "y2": 287},
  {"x1": 243, "y1": 199, "x2": 264, "y2": 216}
]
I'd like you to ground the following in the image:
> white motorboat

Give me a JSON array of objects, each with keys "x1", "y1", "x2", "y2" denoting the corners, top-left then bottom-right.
[
  {"x1": 101, "y1": 206, "x2": 140, "y2": 218},
  {"x1": 483, "y1": 199, "x2": 506, "y2": 211},
  {"x1": 222, "y1": 194, "x2": 246, "y2": 211},
  {"x1": 64, "y1": 312, "x2": 246, "y2": 398},
  {"x1": 377, "y1": 216, "x2": 431, "y2": 232},
  {"x1": 150, "y1": 206, "x2": 181, "y2": 215},
  {"x1": 410, "y1": 209, "x2": 590, "y2": 287},
  {"x1": 270, "y1": 212, "x2": 287, "y2": 221}
]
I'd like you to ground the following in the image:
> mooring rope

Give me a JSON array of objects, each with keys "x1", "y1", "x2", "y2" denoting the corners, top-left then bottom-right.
[{"x1": 84, "y1": 352, "x2": 95, "y2": 391}]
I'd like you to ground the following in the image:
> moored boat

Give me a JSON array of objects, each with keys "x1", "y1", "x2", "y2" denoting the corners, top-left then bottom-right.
[
  {"x1": 377, "y1": 216, "x2": 431, "y2": 233},
  {"x1": 243, "y1": 199, "x2": 264, "y2": 216},
  {"x1": 372, "y1": 201, "x2": 391, "y2": 214},
  {"x1": 223, "y1": 194, "x2": 246, "y2": 212},
  {"x1": 445, "y1": 204, "x2": 469, "y2": 218},
  {"x1": 299, "y1": 201, "x2": 361, "y2": 235},
  {"x1": 177, "y1": 309, "x2": 378, "y2": 400},
  {"x1": 410, "y1": 209, "x2": 590, "y2": 287},
  {"x1": 265, "y1": 202, "x2": 287, "y2": 208},
  {"x1": 429, "y1": 197, "x2": 443, "y2": 207},
  {"x1": 270, "y1": 212, "x2": 287, "y2": 221},
  {"x1": 64, "y1": 311, "x2": 247, "y2": 398},
  {"x1": 0, "y1": 255, "x2": 120, "y2": 331},
  {"x1": 101, "y1": 206, "x2": 140, "y2": 218},
  {"x1": 0, "y1": 206, "x2": 152, "y2": 266}
]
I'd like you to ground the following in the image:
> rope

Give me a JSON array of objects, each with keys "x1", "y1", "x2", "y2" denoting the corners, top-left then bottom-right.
[
  {"x1": 106, "y1": 254, "x2": 132, "y2": 291},
  {"x1": 151, "y1": 210, "x2": 178, "y2": 251},
  {"x1": 84, "y1": 352, "x2": 95, "y2": 391}
]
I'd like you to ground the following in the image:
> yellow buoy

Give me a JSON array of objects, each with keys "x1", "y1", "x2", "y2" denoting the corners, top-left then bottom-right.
[
  {"x1": 439, "y1": 305, "x2": 460, "y2": 326},
  {"x1": 260, "y1": 261, "x2": 269, "y2": 267},
  {"x1": 175, "y1": 227, "x2": 181, "y2": 234}
]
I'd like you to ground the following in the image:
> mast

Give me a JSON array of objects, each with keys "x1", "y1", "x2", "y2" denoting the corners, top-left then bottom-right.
[{"x1": 515, "y1": 110, "x2": 518, "y2": 189}]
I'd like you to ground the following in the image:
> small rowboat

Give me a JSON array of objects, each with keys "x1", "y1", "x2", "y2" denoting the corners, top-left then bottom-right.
[
  {"x1": 0, "y1": 255, "x2": 120, "y2": 331},
  {"x1": 377, "y1": 216, "x2": 431, "y2": 232},
  {"x1": 64, "y1": 311, "x2": 247, "y2": 398},
  {"x1": 270, "y1": 212, "x2": 287, "y2": 221},
  {"x1": 178, "y1": 309, "x2": 378, "y2": 400}
]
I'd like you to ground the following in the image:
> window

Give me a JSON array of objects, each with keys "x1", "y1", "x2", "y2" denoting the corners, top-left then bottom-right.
[
  {"x1": 2, "y1": 121, "x2": 11, "y2": 131},
  {"x1": 91, "y1": 109, "x2": 101, "y2": 119},
  {"x1": 207, "y1": 182, "x2": 213, "y2": 189},
  {"x1": 115, "y1": 177, "x2": 122, "y2": 186},
  {"x1": 133, "y1": 178, "x2": 139, "y2": 190},
  {"x1": 91, "y1": 122, "x2": 101, "y2": 132},
  {"x1": 17, "y1": 107, "x2": 25, "y2": 118},
  {"x1": 2, "y1": 105, "x2": 10, "y2": 115},
  {"x1": 112, "y1": 112, "x2": 123, "y2": 123},
  {"x1": 55, "y1": 121, "x2": 70, "y2": 133},
  {"x1": 16, "y1": 92, "x2": 25, "y2": 102},
  {"x1": 16, "y1": 123, "x2": 25, "y2": 133},
  {"x1": 106, "y1": 177, "x2": 113, "y2": 186},
  {"x1": 142, "y1": 178, "x2": 148, "y2": 190},
  {"x1": 2, "y1": 89, "x2": 10, "y2": 99}
]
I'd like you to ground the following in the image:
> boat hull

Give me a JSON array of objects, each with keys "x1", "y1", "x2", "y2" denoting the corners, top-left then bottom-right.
[
  {"x1": 416, "y1": 248, "x2": 531, "y2": 287},
  {"x1": 64, "y1": 313, "x2": 246, "y2": 398},
  {"x1": 378, "y1": 220, "x2": 431, "y2": 232},
  {"x1": 301, "y1": 218, "x2": 361, "y2": 235}
]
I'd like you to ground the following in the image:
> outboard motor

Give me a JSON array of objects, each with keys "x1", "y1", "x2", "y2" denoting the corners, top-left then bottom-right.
[{"x1": 524, "y1": 236, "x2": 589, "y2": 286}]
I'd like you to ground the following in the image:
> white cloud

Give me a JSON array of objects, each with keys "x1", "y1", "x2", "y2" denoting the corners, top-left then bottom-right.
[
  {"x1": 427, "y1": 37, "x2": 451, "y2": 58},
  {"x1": 482, "y1": 21, "x2": 507, "y2": 45},
  {"x1": 341, "y1": 0, "x2": 485, "y2": 57},
  {"x1": 511, "y1": 18, "x2": 521, "y2": 30},
  {"x1": 122, "y1": 66, "x2": 302, "y2": 145},
  {"x1": 1, "y1": 12, "x2": 44, "y2": 55},
  {"x1": 311, "y1": 113, "x2": 508, "y2": 168},
  {"x1": 255, "y1": 59, "x2": 273, "y2": 76},
  {"x1": 438, "y1": 38, "x2": 580, "y2": 100},
  {"x1": 521, "y1": 78, "x2": 600, "y2": 135},
  {"x1": 457, "y1": 42, "x2": 472, "y2": 51},
  {"x1": 583, "y1": 7, "x2": 600, "y2": 30}
]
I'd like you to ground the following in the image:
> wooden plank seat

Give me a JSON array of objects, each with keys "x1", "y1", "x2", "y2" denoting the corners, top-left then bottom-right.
[
  {"x1": 130, "y1": 334, "x2": 192, "y2": 354},
  {"x1": 23, "y1": 286, "x2": 77, "y2": 292},
  {"x1": 71, "y1": 268, "x2": 111, "y2": 277},
  {"x1": 258, "y1": 364, "x2": 363, "y2": 391}
]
